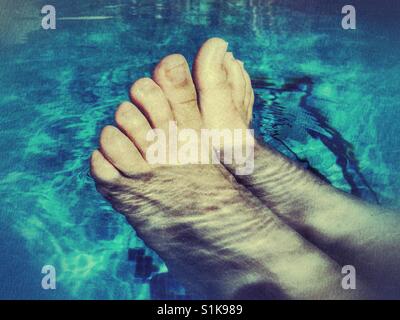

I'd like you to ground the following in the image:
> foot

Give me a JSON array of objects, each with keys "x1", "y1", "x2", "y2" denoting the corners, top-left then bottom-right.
[
  {"x1": 90, "y1": 52, "x2": 356, "y2": 299},
  {"x1": 193, "y1": 38, "x2": 400, "y2": 298}
]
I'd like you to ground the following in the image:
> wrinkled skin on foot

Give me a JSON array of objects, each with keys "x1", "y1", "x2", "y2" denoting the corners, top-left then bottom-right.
[
  {"x1": 90, "y1": 38, "x2": 367, "y2": 299},
  {"x1": 190, "y1": 38, "x2": 400, "y2": 298},
  {"x1": 94, "y1": 160, "x2": 279, "y2": 298},
  {"x1": 91, "y1": 37, "x2": 399, "y2": 298}
]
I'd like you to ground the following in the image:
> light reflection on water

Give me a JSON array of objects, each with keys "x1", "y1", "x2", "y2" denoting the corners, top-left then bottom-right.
[{"x1": 0, "y1": 0, "x2": 399, "y2": 299}]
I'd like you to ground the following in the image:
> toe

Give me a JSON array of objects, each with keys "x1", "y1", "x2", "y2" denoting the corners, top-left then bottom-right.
[
  {"x1": 115, "y1": 101, "x2": 153, "y2": 157},
  {"x1": 238, "y1": 61, "x2": 254, "y2": 125},
  {"x1": 129, "y1": 77, "x2": 174, "y2": 130},
  {"x1": 90, "y1": 150, "x2": 121, "y2": 184},
  {"x1": 223, "y1": 52, "x2": 247, "y2": 120},
  {"x1": 153, "y1": 54, "x2": 202, "y2": 130},
  {"x1": 100, "y1": 125, "x2": 150, "y2": 175},
  {"x1": 193, "y1": 37, "x2": 229, "y2": 91},
  {"x1": 193, "y1": 37, "x2": 246, "y2": 130}
]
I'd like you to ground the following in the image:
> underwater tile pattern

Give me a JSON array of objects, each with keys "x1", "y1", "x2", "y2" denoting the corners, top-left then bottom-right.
[{"x1": 0, "y1": 0, "x2": 399, "y2": 299}]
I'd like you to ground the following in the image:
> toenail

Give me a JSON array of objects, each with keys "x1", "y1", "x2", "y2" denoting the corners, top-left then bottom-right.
[
  {"x1": 133, "y1": 79, "x2": 156, "y2": 97},
  {"x1": 162, "y1": 54, "x2": 186, "y2": 69},
  {"x1": 165, "y1": 64, "x2": 188, "y2": 86}
]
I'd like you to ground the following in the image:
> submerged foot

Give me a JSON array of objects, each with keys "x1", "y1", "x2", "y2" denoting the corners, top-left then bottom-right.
[
  {"x1": 192, "y1": 38, "x2": 400, "y2": 298},
  {"x1": 90, "y1": 49, "x2": 356, "y2": 299}
]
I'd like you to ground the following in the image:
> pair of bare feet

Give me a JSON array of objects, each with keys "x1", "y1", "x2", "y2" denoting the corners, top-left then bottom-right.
[{"x1": 90, "y1": 38, "x2": 400, "y2": 299}]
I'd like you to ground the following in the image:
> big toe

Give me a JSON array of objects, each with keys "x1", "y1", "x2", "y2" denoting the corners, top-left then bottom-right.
[
  {"x1": 193, "y1": 38, "x2": 229, "y2": 91},
  {"x1": 223, "y1": 52, "x2": 247, "y2": 122},
  {"x1": 193, "y1": 38, "x2": 246, "y2": 130}
]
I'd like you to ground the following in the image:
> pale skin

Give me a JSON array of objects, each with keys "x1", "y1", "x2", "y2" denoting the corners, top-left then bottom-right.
[{"x1": 90, "y1": 38, "x2": 400, "y2": 299}]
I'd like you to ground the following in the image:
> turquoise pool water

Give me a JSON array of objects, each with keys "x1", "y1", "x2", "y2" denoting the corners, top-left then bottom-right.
[{"x1": 0, "y1": 0, "x2": 399, "y2": 299}]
